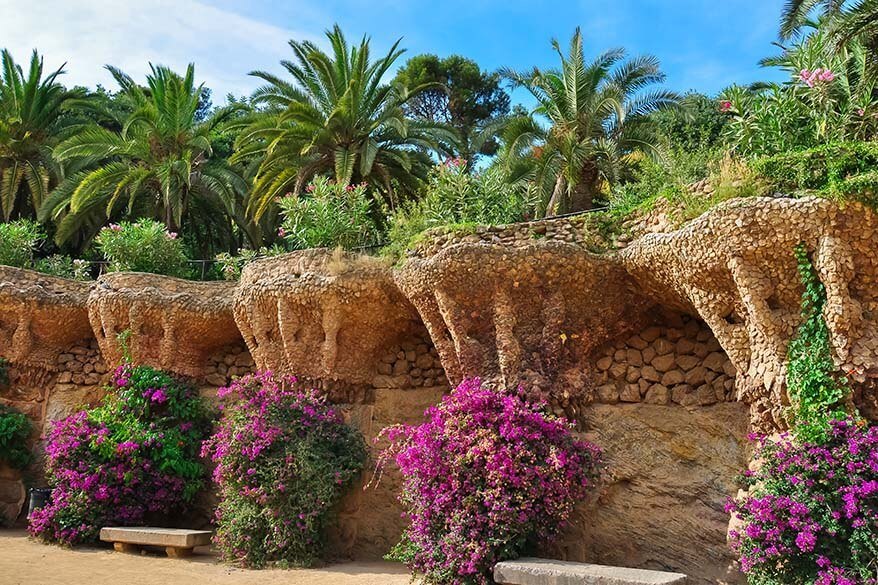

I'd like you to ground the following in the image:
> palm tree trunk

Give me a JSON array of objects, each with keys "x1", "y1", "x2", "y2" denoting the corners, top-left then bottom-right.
[
  {"x1": 546, "y1": 175, "x2": 566, "y2": 217},
  {"x1": 570, "y1": 164, "x2": 598, "y2": 212}
]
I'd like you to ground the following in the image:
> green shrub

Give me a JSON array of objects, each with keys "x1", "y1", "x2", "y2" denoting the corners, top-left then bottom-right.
[
  {"x1": 385, "y1": 161, "x2": 532, "y2": 257},
  {"x1": 0, "y1": 220, "x2": 44, "y2": 268},
  {"x1": 278, "y1": 177, "x2": 379, "y2": 251},
  {"x1": 95, "y1": 220, "x2": 190, "y2": 277},
  {"x1": 213, "y1": 245, "x2": 286, "y2": 281},
  {"x1": 0, "y1": 403, "x2": 32, "y2": 471},
  {"x1": 32, "y1": 255, "x2": 91, "y2": 280},
  {"x1": 752, "y1": 142, "x2": 878, "y2": 205}
]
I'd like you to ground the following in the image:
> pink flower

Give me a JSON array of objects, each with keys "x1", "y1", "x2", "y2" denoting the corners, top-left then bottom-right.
[
  {"x1": 277, "y1": 227, "x2": 286, "y2": 238},
  {"x1": 720, "y1": 100, "x2": 733, "y2": 112},
  {"x1": 107, "y1": 223, "x2": 122, "y2": 232},
  {"x1": 305, "y1": 184, "x2": 315, "y2": 193},
  {"x1": 166, "y1": 231, "x2": 177, "y2": 240}
]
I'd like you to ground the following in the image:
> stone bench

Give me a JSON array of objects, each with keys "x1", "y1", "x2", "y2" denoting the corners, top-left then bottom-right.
[
  {"x1": 494, "y1": 558, "x2": 688, "y2": 585},
  {"x1": 99, "y1": 527, "x2": 212, "y2": 558}
]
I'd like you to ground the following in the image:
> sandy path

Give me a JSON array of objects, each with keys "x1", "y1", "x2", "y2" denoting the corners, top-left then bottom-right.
[{"x1": 0, "y1": 530, "x2": 412, "y2": 585}]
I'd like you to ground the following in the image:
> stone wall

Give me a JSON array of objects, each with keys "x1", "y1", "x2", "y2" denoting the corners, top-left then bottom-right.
[{"x1": 1, "y1": 196, "x2": 877, "y2": 582}]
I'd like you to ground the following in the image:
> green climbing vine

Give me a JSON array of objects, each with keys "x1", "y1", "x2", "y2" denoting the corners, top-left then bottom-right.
[{"x1": 785, "y1": 243, "x2": 852, "y2": 442}]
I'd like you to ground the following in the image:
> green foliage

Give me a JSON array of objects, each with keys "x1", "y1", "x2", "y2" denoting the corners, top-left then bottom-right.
[
  {"x1": 236, "y1": 24, "x2": 446, "y2": 221},
  {"x1": 752, "y1": 141, "x2": 878, "y2": 204},
  {"x1": 722, "y1": 27, "x2": 878, "y2": 157},
  {"x1": 394, "y1": 54, "x2": 511, "y2": 164},
  {"x1": 0, "y1": 403, "x2": 33, "y2": 470},
  {"x1": 385, "y1": 161, "x2": 532, "y2": 258},
  {"x1": 0, "y1": 219, "x2": 43, "y2": 267},
  {"x1": 278, "y1": 177, "x2": 379, "y2": 250},
  {"x1": 786, "y1": 243, "x2": 851, "y2": 443},
  {"x1": 0, "y1": 49, "x2": 85, "y2": 221},
  {"x1": 32, "y1": 254, "x2": 91, "y2": 280},
  {"x1": 214, "y1": 245, "x2": 286, "y2": 280},
  {"x1": 95, "y1": 219, "x2": 190, "y2": 277},
  {"x1": 651, "y1": 92, "x2": 729, "y2": 153},
  {"x1": 501, "y1": 27, "x2": 680, "y2": 215},
  {"x1": 40, "y1": 63, "x2": 247, "y2": 252},
  {"x1": 29, "y1": 363, "x2": 213, "y2": 544}
]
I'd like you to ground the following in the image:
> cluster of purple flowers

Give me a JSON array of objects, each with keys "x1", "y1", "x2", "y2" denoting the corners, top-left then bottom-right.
[
  {"x1": 28, "y1": 364, "x2": 209, "y2": 545},
  {"x1": 378, "y1": 379, "x2": 602, "y2": 585},
  {"x1": 201, "y1": 372, "x2": 366, "y2": 568},
  {"x1": 728, "y1": 419, "x2": 878, "y2": 585}
]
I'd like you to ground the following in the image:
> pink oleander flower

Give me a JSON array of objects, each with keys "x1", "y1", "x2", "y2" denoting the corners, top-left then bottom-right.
[
  {"x1": 107, "y1": 223, "x2": 122, "y2": 232},
  {"x1": 720, "y1": 100, "x2": 733, "y2": 112},
  {"x1": 166, "y1": 231, "x2": 177, "y2": 240},
  {"x1": 277, "y1": 227, "x2": 286, "y2": 238},
  {"x1": 800, "y1": 68, "x2": 836, "y2": 88}
]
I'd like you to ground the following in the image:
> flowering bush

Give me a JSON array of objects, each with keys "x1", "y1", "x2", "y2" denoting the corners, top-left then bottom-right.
[
  {"x1": 727, "y1": 420, "x2": 878, "y2": 585},
  {"x1": 28, "y1": 364, "x2": 211, "y2": 544},
  {"x1": 0, "y1": 219, "x2": 44, "y2": 268},
  {"x1": 95, "y1": 219, "x2": 190, "y2": 277},
  {"x1": 202, "y1": 372, "x2": 367, "y2": 568},
  {"x1": 278, "y1": 176, "x2": 379, "y2": 250},
  {"x1": 0, "y1": 403, "x2": 32, "y2": 470},
  {"x1": 377, "y1": 379, "x2": 602, "y2": 585}
]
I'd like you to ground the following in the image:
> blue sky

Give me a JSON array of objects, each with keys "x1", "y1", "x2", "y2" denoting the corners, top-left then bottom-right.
[{"x1": 0, "y1": 0, "x2": 790, "y2": 104}]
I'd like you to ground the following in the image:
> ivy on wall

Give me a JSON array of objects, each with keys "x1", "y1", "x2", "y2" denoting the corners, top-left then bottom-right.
[{"x1": 785, "y1": 243, "x2": 852, "y2": 442}]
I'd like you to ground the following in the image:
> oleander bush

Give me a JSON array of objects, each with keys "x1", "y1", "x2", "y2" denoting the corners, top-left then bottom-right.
[
  {"x1": 95, "y1": 219, "x2": 190, "y2": 277},
  {"x1": 377, "y1": 379, "x2": 603, "y2": 585},
  {"x1": 278, "y1": 177, "x2": 380, "y2": 251},
  {"x1": 28, "y1": 363, "x2": 211, "y2": 544},
  {"x1": 0, "y1": 403, "x2": 32, "y2": 470},
  {"x1": 202, "y1": 372, "x2": 367, "y2": 568},
  {"x1": 385, "y1": 160, "x2": 532, "y2": 258},
  {"x1": 0, "y1": 219, "x2": 44, "y2": 268}
]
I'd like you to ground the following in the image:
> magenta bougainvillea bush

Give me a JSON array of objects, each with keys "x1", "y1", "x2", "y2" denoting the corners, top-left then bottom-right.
[
  {"x1": 727, "y1": 420, "x2": 878, "y2": 585},
  {"x1": 377, "y1": 379, "x2": 603, "y2": 585},
  {"x1": 28, "y1": 364, "x2": 211, "y2": 544},
  {"x1": 201, "y1": 372, "x2": 367, "y2": 568}
]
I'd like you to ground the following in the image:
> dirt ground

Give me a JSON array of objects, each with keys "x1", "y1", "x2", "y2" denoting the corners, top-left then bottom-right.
[{"x1": 0, "y1": 530, "x2": 412, "y2": 585}]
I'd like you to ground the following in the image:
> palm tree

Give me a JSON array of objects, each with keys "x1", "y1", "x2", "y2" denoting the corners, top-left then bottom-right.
[
  {"x1": 501, "y1": 28, "x2": 679, "y2": 215},
  {"x1": 235, "y1": 24, "x2": 447, "y2": 220},
  {"x1": 0, "y1": 49, "x2": 84, "y2": 221},
  {"x1": 781, "y1": 1, "x2": 878, "y2": 62},
  {"x1": 40, "y1": 64, "x2": 250, "y2": 250}
]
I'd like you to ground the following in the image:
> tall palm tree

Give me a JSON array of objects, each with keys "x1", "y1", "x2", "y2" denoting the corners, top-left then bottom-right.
[
  {"x1": 501, "y1": 28, "x2": 679, "y2": 215},
  {"x1": 40, "y1": 64, "x2": 250, "y2": 249},
  {"x1": 235, "y1": 25, "x2": 447, "y2": 220},
  {"x1": 781, "y1": 1, "x2": 878, "y2": 62},
  {"x1": 0, "y1": 49, "x2": 84, "y2": 221}
]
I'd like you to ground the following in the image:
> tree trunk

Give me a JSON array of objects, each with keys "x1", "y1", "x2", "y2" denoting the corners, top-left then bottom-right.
[
  {"x1": 546, "y1": 175, "x2": 566, "y2": 217},
  {"x1": 569, "y1": 164, "x2": 599, "y2": 212}
]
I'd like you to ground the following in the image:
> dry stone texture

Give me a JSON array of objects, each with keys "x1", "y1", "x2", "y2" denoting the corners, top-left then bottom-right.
[
  {"x1": 395, "y1": 239, "x2": 651, "y2": 418},
  {"x1": 234, "y1": 250, "x2": 426, "y2": 385},
  {"x1": 0, "y1": 267, "x2": 93, "y2": 369},
  {"x1": 621, "y1": 197, "x2": 878, "y2": 430},
  {"x1": 88, "y1": 272, "x2": 242, "y2": 377}
]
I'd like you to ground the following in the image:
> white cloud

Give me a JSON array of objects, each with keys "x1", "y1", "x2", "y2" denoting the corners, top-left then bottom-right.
[{"x1": 0, "y1": 0, "x2": 312, "y2": 99}]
